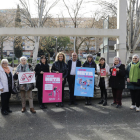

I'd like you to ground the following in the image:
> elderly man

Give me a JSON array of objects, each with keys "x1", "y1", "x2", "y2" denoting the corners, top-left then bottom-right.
[
  {"x1": 126, "y1": 54, "x2": 140, "y2": 112},
  {"x1": 67, "y1": 52, "x2": 81, "y2": 105}
]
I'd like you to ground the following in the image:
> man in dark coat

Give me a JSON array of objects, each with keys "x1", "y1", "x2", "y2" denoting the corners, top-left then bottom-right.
[{"x1": 67, "y1": 52, "x2": 81, "y2": 105}]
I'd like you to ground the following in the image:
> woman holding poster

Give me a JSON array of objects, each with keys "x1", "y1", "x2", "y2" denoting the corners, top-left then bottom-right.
[
  {"x1": 97, "y1": 57, "x2": 110, "y2": 106},
  {"x1": 83, "y1": 54, "x2": 96, "y2": 105},
  {"x1": 51, "y1": 52, "x2": 68, "y2": 107},
  {"x1": 35, "y1": 55, "x2": 49, "y2": 109},
  {"x1": 14, "y1": 56, "x2": 36, "y2": 113},
  {"x1": 109, "y1": 56, "x2": 125, "y2": 108}
]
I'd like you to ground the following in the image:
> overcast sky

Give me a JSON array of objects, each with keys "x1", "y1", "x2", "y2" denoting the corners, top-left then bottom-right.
[{"x1": 0, "y1": 0, "x2": 114, "y2": 18}]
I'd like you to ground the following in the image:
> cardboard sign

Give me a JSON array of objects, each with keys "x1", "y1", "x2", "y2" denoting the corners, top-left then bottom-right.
[
  {"x1": 112, "y1": 68, "x2": 117, "y2": 76},
  {"x1": 74, "y1": 67, "x2": 95, "y2": 97},
  {"x1": 43, "y1": 73, "x2": 62, "y2": 103},
  {"x1": 18, "y1": 72, "x2": 35, "y2": 84},
  {"x1": 100, "y1": 68, "x2": 106, "y2": 77}
]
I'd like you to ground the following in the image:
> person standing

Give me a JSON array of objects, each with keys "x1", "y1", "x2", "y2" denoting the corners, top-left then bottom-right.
[
  {"x1": 0, "y1": 59, "x2": 13, "y2": 115},
  {"x1": 51, "y1": 52, "x2": 68, "y2": 107},
  {"x1": 109, "y1": 56, "x2": 125, "y2": 108},
  {"x1": 97, "y1": 57, "x2": 110, "y2": 106},
  {"x1": 126, "y1": 54, "x2": 140, "y2": 112},
  {"x1": 67, "y1": 52, "x2": 81, "y2": 105},
  {"x1": 35, "y1": 55, "x2": 49, "y2": 109},
  {"x1": 83, "y1": 54, "x2": 96, "y2": 105},
  {"x1": 14, "y1": 56, "x2": 36, "y2": 113}
]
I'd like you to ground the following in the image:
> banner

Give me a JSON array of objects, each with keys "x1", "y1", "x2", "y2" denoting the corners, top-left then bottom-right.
[
  {"x1": 74, "y1": 67, "x2": 95, "y2": 97},
  {"x1": 43, "y1": 73, "x2": 62, "y2": 103},
  {"x1": 18, "y1": 72, "x2": 35, "y2": 84}
]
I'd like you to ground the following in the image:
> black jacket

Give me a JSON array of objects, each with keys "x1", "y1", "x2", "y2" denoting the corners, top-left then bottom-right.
[
  {"x1": 83, "y1": 61, "x2": 97, "y2": 71},
  {"x1": 34, "y1": 63, "x2": 49, "y2": 88},
  {"x1": 51, "y1": 61, "x2": 68, "y2": 79},
  {"x1": 67, "y1": 59, "x2": 81, "y2": 79},
  {"x1": 109, "y1": 64, "x2": 125, "y2": 89}
]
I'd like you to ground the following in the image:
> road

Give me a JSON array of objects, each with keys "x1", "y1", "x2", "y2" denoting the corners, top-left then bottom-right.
[{"x1": 0, "y1": 98, "x2": 140, "y2": 140}]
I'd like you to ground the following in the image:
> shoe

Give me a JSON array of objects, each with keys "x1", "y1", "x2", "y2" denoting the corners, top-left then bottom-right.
[
  {"x1": 103, "y1": 101, "x2": 107, "y2": 106},
  {"x1": 60, "y1": 103, "x2": 64, "y2": 107},
  {"x1": 43, "y1": 105, "x2": 47, "y2": 109},
  {"x1": 68, "y1": 102, "x2": 72, "y2": 105},
  {"x1": 111, "y1": 102, "x2": 116, "y2": 105},
  {"x1": 21, "y1": 107, "x2": 26, "y2": 113},
  {"x1": 40, "y1": 105, "x2": 45, "y2": 109},
  {"x1": 30, "y1": 108, "x2": 36, "y2": 113},
  {"x1": 130, "y1": 105, "x2": 136, "y2": 110},
  {"x1": 1, "y1": 110, "x2": 8, "y2": 115},
  {"x1": 88, "y1": 101, "x2": 92, "y2": 105},
  {"x1": 98, "y1": 100, "x2": 104, "y2": 104},
  {"x1": 73, "y1": 102, "x2": 78, "y2": 105},
  {"x1": 116, "y1": 104, "x2": 121, "y2": 108},
  {"x1": 56, "y1": 103, "x2": 59, "y2": 107},
  {"x1": 136, "y1": 107, "x2": 140, "y2": 112},
  {"x1": 85, "y1": 102, "x2": 88, "y2": 105},
  {"x1": 7, "y1": 109, "x2": 12, "y2": 113}
]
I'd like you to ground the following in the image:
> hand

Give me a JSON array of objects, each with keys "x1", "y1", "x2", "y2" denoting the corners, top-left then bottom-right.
[
  {"x1": 116, "y1": 68, "x2": 119, "y2": 71},
  {"x1": 33, "y1": 71, "x2": 35, "y2": 74},
  {"x1": 62, "y1": 78, "x2": 64, "y2": 81},
  {"x1": 98, "y1": 72, "x2": 100, "y2": 75},
  {"x1": 56, "y1": 71, "x2": 59, "y2": 74},
  {"x1": 40, "y1": 71, "x2": 44, "y2": 74},
  {"x1": 106, "y1": 72, "x2": 108, "y2": 75},
  {"x1": 16, "y1": 72, "x2": 19, "y2": 75},
  {"x1": 81, "y1": 66, "x2": 82, "y2": 68},
  {"x1": 95, "y1": 71, "x2": 97, "y2": 73},
  {"x1": 127, "y1": 78, "x2": 130, "y2": 83},
  {"x1": 0, "y1": 89, "x2": 3, "y2": 92}
]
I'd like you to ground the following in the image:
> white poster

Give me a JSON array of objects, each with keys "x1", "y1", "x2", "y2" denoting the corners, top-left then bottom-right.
[{"x1": 18, "y1": 72, "x2": 35, "y2": 84}]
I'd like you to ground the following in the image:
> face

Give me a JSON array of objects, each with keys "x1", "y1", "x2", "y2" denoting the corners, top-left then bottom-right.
[
  {"x1": 21, "y1": 59, "x2": 27, "y2": 65},
  {"x1": 114, "y1": 58, "x2": 119, "y2": 65},
  {"x1": 41, "y1": 58, "x2": 46, "y2": 64},
  {"x1": 72, "y1": 53, "x2": 77, "y2": 61},
  {"x1": 88, "y1": 57, "x2": 92, "y2": 62},
  {"x1": 2, "y1": 62, "x2": 8, "y2": 68},
  {"x1": 100, "y1": 59, "x2": 105, "y2": 65},
  {"x1": 58, "y1": 54, "x2": 64, "y2": 61},
  {"x1": 133, "y1": 56, "x2": 139, "y2": 63}
]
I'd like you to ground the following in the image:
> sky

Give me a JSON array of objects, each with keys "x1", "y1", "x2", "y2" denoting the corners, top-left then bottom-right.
[{"x1": 0, "y1": 0, "x2": 114, "y2": 18}]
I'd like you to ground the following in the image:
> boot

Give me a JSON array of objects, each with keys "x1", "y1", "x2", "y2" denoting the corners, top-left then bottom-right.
[
  {"x1": 56, "y1": 103, "x2": 59, "y2": 107},
  {"x1": 98, "y1": 99, "x2": 104, "y2": 104},
  {"x1": 85, "y1": 98, "x2": 88, "y2": 105},
  {"x1": 21, "y1": 107, "x2": 26, "y2": 113},
  {"x1": 30, "y1": 108, "x2": 36, "y2": 113},
  {"x1": 103, "y1": 100, "x2": 107, "y2": 106},
  {"x1": 88, "y1": 100, "x2": 92, "y2": 105},
  {"x1": 60, "y1": 102, "x2": 64, "y2": 107}
]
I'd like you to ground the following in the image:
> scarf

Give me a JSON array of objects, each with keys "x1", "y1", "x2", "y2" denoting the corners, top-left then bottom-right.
[
  {"x1": 129, "y1": 62, "x2": 140, "y2": 82},
  {"x1": 112, "y1": 58, "x2": 122, "y2": 68},
  {"x1": 99, "y1": 63, "x2": 105, "y2": 69},
  {"x1": 2, "y1": 66, "x2": 10, "y2": 74}
]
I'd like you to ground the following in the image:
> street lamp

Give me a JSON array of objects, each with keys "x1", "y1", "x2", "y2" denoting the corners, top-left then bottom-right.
[{"x1": 55, "y1": 37, "x2": 57, "y2": 56}]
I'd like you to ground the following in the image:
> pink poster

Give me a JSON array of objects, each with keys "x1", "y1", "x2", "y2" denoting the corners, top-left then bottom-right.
[{"x1": 43, "y1": 73, "x2": 62, "y2": 103}]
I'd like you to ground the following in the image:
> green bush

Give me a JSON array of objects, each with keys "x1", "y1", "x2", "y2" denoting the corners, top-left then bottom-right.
[
  {"x1": 7, "y1": 57, "x2": 12, "y2": 62},
  {"x1": 28, "y1": 58, "x2": 32, "y2": 63}
]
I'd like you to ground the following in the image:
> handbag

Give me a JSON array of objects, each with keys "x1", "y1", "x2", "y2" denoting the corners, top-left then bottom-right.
[{"x1": 11, "y1": 82, "x2": 19, "y2": 95}]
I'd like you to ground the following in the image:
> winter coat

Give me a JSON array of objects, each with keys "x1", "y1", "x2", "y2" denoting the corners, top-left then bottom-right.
[
  {"x1": 83, "y1": 61, "x2": 97, "y2": 70},
  {"x1": 51, "y1": 61, "x2": 68, "y2": 79},
  {"x1": 67, "y1": 59, "x2": 81, "y2": 81},
  {"x1": 0, "y1": 66, "x2": 14, "y2": 94},
  {"x1": 109, "y1": 64, "x2": 125, "y2": 89},
  {"x1": 34, "y1": 63, "x2": 49, "y2": 88},
  {"x1": 126, "y1": 62, "x2": 140, "y2": 90},
  {"x1": 97, "y1": 63, "x2": 110, "y2": 89}
]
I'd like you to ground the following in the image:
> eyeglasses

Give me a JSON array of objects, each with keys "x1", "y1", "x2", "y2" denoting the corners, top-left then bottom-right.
[{"x1": 133, "y1": 58, "x2": 137, "y2": 60}]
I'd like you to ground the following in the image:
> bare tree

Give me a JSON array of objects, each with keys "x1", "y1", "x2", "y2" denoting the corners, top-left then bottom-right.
[{"x1": 19, "y1": 0, "x2": 59, "y2": 67}]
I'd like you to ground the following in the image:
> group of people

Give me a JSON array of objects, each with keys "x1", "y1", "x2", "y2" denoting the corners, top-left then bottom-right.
[{"x1": 0, "y1": 52, "x2": 140, "y2": 115}]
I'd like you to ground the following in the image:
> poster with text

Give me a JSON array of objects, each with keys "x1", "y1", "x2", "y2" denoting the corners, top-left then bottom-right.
[
  {"x1": 18, "y1": 72, "x2": 35, "y2": 84},
  {"x1": 43, "y1": 73, "x2": 62, "y2": 103},
  {"x1": 74, "y1": 67, "x2": 95, "y2": 97}
]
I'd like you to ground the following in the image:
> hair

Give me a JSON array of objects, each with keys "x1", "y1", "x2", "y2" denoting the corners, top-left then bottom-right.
[
  {"x1": 86, "y1": 54, "x2": 94, "y2": 62},
  {"x1": 132, "y1": 54, "x2": 139, "y2": 59},
  {"x1": 40, "y1": 55, "x2": 47, "y2": 63},
  {"x1": 55, "y1": 52, "x2": 66, "y2": 63},
  {"x1": 99, "y1": 57, "x2": 105, "y2": 62},
  {"x1": 113, "y1": 56, "x2": 121, "y2": 62},
  {"x1": 20, "y1": 56, "x2": 27, "y2": 62},
  {"x1": 72, "y1": 52, "x2": 77, "y2": 56},
  {"x1": 1, "y1": 59, "x2": 9, "y2": 65}
]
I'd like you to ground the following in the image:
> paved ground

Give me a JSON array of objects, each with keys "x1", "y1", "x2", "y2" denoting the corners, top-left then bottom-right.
[{"x1": 0, "y1": 97, "x2": 140, "y2": 140}]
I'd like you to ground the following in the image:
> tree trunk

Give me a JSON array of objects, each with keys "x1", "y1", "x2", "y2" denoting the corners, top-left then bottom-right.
[{"x1": 1, "y1": 42, "x2": 3, "y2": 60}]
